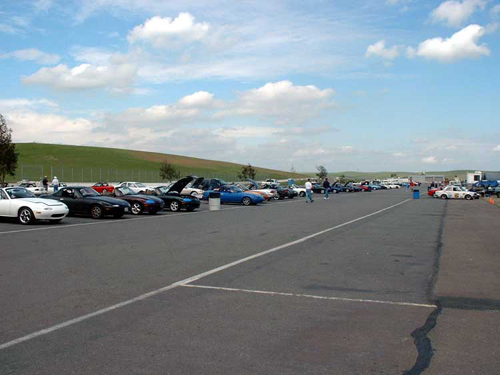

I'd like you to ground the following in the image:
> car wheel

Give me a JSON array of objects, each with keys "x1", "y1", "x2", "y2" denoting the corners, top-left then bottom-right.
[
  {"x1": 170, "y1": 200, "x2": 180, "y2": 212},
  {"x1": 299, "y1": 191, "x2": 305, "y2": 197},
  {"x1": 465, "y1": 195, "x2": 472, "y2": 200},
  {"x1": 190, "y1": 191, "x2": 197, "y2": 196},
  {"x1": 321, "y1": 189, "x2": 324, "y2": 194},
  {"x1": 440, "y1": 194, "x2": 448, "y2": 200},
  {"x1": 273, "y1": 195, "x2": 279, "y2": 200},
  {"x1": 346, "y1": 189, "x2": 351, "y2": 193},
  {"x1": 242, "y1": 197, "x2": 252, "y2": 206},
  {"x1": 18, "y1": 207, "x2": 35, "y2": 225},
  {"x1": 131, "y1": 202, "x2": 143, "y2": 215},
  {"x1": 90, "y1": 205, "x2": 104, "y2": 219}
]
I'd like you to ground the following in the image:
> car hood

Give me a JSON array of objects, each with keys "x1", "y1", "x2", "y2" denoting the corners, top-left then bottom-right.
[
  {"x1": 167, "y1": 176, "x2": 194, "y2": 194},
  {"x1": 246, "y1": 178, "x2": 260, "y2": 189},
  {"x1": 18, "y1": 198, "x2": 65, "y2": 206},
  {"x1": 190, "y1": 176, "x2": 205, "y2": 189}
]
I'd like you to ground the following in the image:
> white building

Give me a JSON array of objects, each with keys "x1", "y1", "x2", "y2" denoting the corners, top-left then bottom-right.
[{"x1": 466, "y1": 171, "x2": 483, "y2": 184}]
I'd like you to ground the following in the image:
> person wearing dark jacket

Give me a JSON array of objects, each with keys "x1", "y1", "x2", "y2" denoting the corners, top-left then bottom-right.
[{"x1": 323, "y1": 178, "x2": 331, "y2": 199}]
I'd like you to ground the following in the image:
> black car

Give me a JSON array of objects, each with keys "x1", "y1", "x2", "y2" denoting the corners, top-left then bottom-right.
[
  {"x1": 108, "y1": 186, "x2": 165, "y2": 215},
  {"x1": 195, "y1": 178, "x2": 227, "y2": 191},
  {"x1": 41, "y1": 186, "x2": 131, "y2": 219},
  {"x1": 311, "y1": 183, "x2": 325, "y2": 194},
  {"x1": 261, "y1": 183, "x2": 295, "y2": 199},
  {"x1": 151, "y1": 176, "x2": 201, "y2": 212}
]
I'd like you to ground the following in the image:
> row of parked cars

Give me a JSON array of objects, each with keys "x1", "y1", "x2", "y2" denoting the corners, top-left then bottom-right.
[{"x1": 0, "y1": 176, "x2": 406, "y2": 225}]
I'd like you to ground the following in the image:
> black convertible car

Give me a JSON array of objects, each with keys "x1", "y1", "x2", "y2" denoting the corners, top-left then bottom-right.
[
  {"x1": 108, "y1": 186, "x2": 165, "y2": 215},
  {"x1": 151, "y1": 176, "x2": 201, "y2": 212},
  {"x1": 41, "y1": 186, "x2": 131, "y2": 219}
]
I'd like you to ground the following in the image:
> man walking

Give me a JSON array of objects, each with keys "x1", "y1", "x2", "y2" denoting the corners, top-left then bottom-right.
[
  {"x1": 305, "y1": 179, "x2": 314, "y2": 203},
  {"x1": 323, "y1": 178, "x2": 330, "y2": 199},
  {"x1": 42, "y1": 176, "x2": 49, "y2": 192},
  {"x1": 52, "y1": 176, "x2": 59, "y2": 193}
]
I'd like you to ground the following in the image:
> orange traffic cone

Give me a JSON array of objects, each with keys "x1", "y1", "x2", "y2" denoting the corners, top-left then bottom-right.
[{"x1": 490, "y1": 198, "x2": 494, "y2": 205}]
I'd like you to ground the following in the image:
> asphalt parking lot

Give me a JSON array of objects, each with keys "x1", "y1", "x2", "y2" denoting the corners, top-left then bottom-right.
[{"x1": 0, "y1": 189, "x2": 498, "y2": 374}]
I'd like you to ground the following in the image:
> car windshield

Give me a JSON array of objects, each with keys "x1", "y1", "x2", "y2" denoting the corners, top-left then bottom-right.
[
  {"x1": 117, "y1": 187, "x2": 135, "y2": 196},
  {"x1": 231, "y1": 186, "x2": 243, "y2": 193},
  {"x1": 5, "y1": 188, "x2": 36, "y2": 199},
  {"x1": 135, "y1": 183, "x2": 146, "y2": 188},
  {"x1": 157, "y1": 186, "x2": 170, "y2": 194},
  {"x1": 78, "y1": 187, "x2": 100, "y2": 197}
]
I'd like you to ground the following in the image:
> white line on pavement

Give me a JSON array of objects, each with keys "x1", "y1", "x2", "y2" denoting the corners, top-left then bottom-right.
[
  {"x1": 0, "y1": 198, "x2": 411, "y2": 351},
  {"x1": 183, "y1": 284, "x2": 437, "y2": 308}
]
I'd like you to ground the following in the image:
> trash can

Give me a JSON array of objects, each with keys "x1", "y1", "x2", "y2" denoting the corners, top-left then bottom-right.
[
  {"x1": 413, "y1": 189, "x2": 420, "y2": 199},
  {"x1": 208, "y1": 192, "x2": 221, "y2": 211}
]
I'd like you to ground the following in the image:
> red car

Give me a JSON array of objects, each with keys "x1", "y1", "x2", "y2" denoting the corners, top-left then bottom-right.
[{"x1": 91, "y1": 182, "x2": 115, "y2": 194}]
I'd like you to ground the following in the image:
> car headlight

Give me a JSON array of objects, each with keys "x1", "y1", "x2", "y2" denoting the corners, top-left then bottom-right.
[
  {"x1": 112, "y1": 204, "x2": 120, "y2": 207},
  {"x1": 43, "y1": 207, "x2": 53, "y2": 211}
]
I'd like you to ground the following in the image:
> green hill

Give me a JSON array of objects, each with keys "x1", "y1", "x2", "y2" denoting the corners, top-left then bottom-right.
[{"x1": 12, "y1": 143, "x2": 305, "y2": 183}]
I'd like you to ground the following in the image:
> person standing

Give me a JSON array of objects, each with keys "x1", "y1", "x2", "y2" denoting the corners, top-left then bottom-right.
[
  {"x1": 305, "y1": 179, "x2": 314, "y2": 203},
  {"x1": 52, "y1": 176, "x2": 59, "y2": 193},
  {"x1": 42, "y1": 176, "x2": 49, "y2": 191},
  {"x1": 323, "y1": 178, "x2": 330, "y2": 199}
]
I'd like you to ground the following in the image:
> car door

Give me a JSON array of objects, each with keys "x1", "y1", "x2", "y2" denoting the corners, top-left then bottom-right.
[
  {"x1": 0, "y1": 190, "x2": 11, "y2": 216},
  {"x1": 452, "y1": 187, "x2": 461, "y2": 199},
  {"x1": 57, "y1": 188, "x2": 79, "y2": 213}
]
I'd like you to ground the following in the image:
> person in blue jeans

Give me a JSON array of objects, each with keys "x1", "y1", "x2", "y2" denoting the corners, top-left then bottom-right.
[
  {"x1": 323, "y1": 178, "x2": 330, "y2": 199},
  {"x1": 305, "y1": 179, "x2": 314, "y2": 203}
]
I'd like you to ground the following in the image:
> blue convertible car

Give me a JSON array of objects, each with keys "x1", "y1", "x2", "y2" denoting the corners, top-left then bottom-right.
[{"x1": 202, "y1": 185, "x2": 265, "y2": 206}]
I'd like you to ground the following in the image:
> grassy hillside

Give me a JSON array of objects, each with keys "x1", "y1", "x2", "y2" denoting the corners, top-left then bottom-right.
[{"x1": 13, "y1": 143, "x2": 305, "y2": 183}]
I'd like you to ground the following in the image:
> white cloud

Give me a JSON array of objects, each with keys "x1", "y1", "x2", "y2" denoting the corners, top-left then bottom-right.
[
  {"x1": 128, "y1": 13, "x2": 210, "y2": 49},
  {"x1": 178, "y1": 91, "x2": 214, "y2": 108},
  {"x1": 0, "y1": 98, "x2": 58, "y2": 111},
  {"x1": 215, "y1": 81, "x2": 335, "y2": 125},
  {"x1": 430, "y1": 0, "x2": 487, "y2": 27},
  {"x1": 410, "y1": 24, "x2": 489, "y2": 62},
  {"x1": 0, "y1": 48, "x2": 60, "y2": 65},
  {"x1": 366, "y1": 40, "x2": 403, "y2": 62},
  {"x1": 22, "y1": 61, "x2": 138, "y2": 91},
  {"x1": 493, "y1": 145, "x2": 500, "y2": 152},
  {"x1": 422, "y1": 156, "x2": 438, "y2": 164}
]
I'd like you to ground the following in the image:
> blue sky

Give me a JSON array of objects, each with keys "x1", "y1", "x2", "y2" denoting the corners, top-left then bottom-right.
[{"x1": 1, "y1": 0, "x2": 499, "y2": 172}]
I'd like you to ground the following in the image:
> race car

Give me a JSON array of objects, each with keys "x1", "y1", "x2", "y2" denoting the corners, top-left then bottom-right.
[{"x1": 433, "y1": 186, "x2": 480, "y2": 200}]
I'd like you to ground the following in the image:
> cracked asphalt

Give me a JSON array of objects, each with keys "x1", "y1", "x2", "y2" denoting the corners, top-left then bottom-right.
[{"x1": 0, "y1": 188, "x2": 498, "y2": 374}]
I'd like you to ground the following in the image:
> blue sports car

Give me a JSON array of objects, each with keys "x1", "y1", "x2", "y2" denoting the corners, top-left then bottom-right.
[{"x1": 202, "y1": 185, "x2": 265, "y2": 206}]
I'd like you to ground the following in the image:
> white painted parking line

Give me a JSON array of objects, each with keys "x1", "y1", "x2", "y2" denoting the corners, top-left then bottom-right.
[
  {"x1": 183, "y1": 284, "x2": 437, "y2": 309},
  {"x1": 0, "y1": 198, "x2": 411, "y2": 351},
  {"x1": 0, "y1": 199, "x2": 304, "y2": 236}
]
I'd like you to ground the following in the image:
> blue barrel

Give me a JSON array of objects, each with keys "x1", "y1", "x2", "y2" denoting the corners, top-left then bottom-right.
[{"x1": 413, "y1": 189, "x2": 420, "y2": 199}]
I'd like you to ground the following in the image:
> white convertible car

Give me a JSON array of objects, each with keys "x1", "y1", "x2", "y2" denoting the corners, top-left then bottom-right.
[
  {"x1": 433, "y1": 186, "x2": 479, "y2": 200},
  {"x1": 0, "y1": 187, "x2": 69, "y2": 224}
]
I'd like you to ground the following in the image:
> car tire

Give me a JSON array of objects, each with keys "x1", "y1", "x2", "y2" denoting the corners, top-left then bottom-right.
[
  {"x1": 18, "y1": 207, "x2": 35, "y2": 225},
  {"x1": 90, "y1": 205, "x2": 104, "y2": 219},
  {"x1": 440, "y1": 194, "x2": 448, "y2": 200},
  {"x1": 465, "y1": 195, "x2": 472, "y2": 200},
  {"x1": 242, "y1": 197, "x2": 252, "y2": 206},
  {"x1": 131, "y1": 202, "x2": 143, "y2": 215},
  {"x1": 299, "y1": 191, "x2": 305, "y2": 197},
  {"x1": 273, "y1": 195, "x2": 279, "y2": 200},
  {"x1": 170, "y1": 200, "x2": 180, "y2": 212},
  {"x1": 190, "y1": 191, "x2": 197, "y2": 196}
]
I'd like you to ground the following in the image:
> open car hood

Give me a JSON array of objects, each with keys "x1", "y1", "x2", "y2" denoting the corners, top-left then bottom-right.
[
  {"x1": 190, "y1": 176, "x2": 204, "y2": 189},
  {"x1": 167, "y1": 176, "x2": 194, "y2": 194},
  {"x1": 246, "y1": 178, "x2": 259, "y2": 189}
]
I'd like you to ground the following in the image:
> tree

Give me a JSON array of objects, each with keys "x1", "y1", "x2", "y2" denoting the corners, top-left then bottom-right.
[
  {"x1": 0, "y1": 114, "x2": 19, "y2": 186},
  {"x1": 316, "y1": 165, "x2": 328, "y2": 180},
  {"x1": 390, "y1": 173, "x2": 397, "y2": 178},
  {"x1": 237, "y1": 164, "x2": 257, "y2": 180},
  {"x1": 159, "y1": 160, "x2": 180, "y2": 181}
]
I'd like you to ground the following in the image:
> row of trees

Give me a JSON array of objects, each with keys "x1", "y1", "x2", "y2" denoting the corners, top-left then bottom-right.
[{"x1": 159, "y1": 161, "x2": 257, "y2": 181}]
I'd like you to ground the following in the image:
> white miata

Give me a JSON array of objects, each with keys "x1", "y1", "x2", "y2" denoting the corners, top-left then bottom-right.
[
  {"x1": 433, "y1": 186, "x2": 479, "y2": 200},
  {"x1": 0, "y1": 187, "x2": 69, "y2": 224},
  {"x1": 290, "y1": 184, "x2": 307, "y2": 197}
]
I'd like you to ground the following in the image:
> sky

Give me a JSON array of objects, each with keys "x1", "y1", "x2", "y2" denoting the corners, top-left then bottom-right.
[{"x1": 1, "y1": 0, "x2": 499, "y2": 172}]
